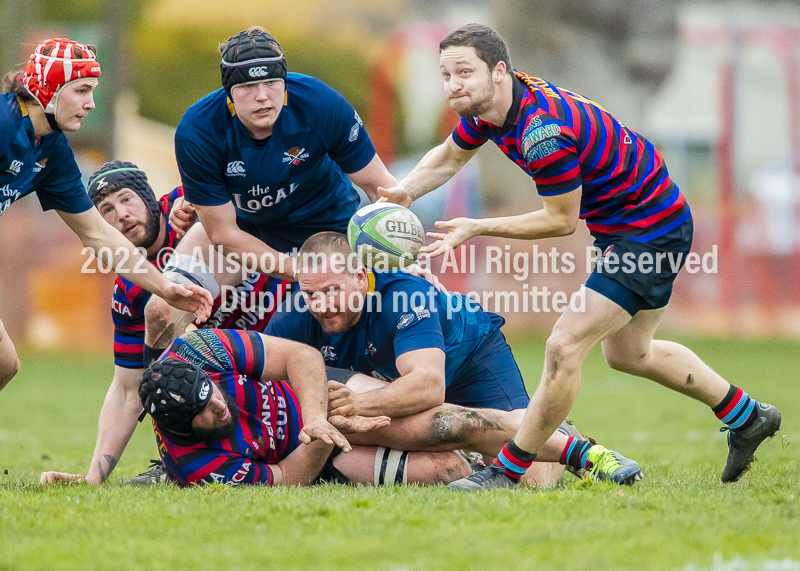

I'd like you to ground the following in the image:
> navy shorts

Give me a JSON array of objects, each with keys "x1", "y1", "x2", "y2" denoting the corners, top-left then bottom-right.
[
  {"x1": 586, "y1": 215, "x2": 694, "y2": 316},
  {"x1": 445, "y1": 329, "x2": 531, "y2": 411}
]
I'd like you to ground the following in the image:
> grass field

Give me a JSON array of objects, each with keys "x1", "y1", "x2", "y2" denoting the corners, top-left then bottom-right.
[{"x1": 1, "y1": 334, "x2": 798, "y2": 571}]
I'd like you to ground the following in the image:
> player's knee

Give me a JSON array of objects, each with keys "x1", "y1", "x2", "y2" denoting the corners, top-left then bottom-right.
[
  {"x1": 602, "y1": 344, "x2": 645, "y2": 374},
  {"x1": 544, "y1": 333, "x2": 580, "y2": 374},
  {"x1": 404, "y1": 450, "x2": 470, "y2": 485},
  {"x1": 144, "y1": 297, "x2": 171, "y2": 337},
  {"x1": 429, "y1": 409, "x2": 478, "y2": 446}
]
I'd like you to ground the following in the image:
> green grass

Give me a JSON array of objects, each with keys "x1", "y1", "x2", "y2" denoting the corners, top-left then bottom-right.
[{"x1": 1, "y1": 336, "x2": 798, "y2": 571}]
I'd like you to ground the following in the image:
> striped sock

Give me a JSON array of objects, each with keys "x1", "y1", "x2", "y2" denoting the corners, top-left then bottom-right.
[
  {"x1": 713, "y1": 385, "x2": 757, "y2": 432},
  {"x1": 559, "y1": 436, "x2": 594, "y2": 471},
  {"x1": 493, "y1": 439, "x2": 537, "y2": 481}
]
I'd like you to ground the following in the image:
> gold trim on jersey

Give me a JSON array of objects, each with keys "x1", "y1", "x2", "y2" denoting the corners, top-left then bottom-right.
[
  {"x1": 18, "y1": 99, "x2": 29, "y2": 117},
  {"x1": 367, "y1": 271, "x2": 375, "y2": 294}
]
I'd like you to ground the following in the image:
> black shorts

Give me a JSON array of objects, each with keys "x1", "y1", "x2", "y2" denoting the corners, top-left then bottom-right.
[{"x1": 585, "y1": 216, "x2": 694, "y2": 316}]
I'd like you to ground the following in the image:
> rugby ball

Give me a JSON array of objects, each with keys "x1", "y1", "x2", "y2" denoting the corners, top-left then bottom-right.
[{"x1": 347, "y1": 203, "x2": 425, "y2": 270}]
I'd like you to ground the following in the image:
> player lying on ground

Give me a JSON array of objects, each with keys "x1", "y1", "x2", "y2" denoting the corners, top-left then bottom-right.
[
  {"x1": 0, "y1": 39, "x2": 212, "y2": 391},
  {"x1": 265, "y1": 231, "x2": 642, "y2": 487},
  {"x1": 43, "y1": 161, "x2": 291, "y2": 484},
  {"x1": 377, "y1": 24, "x2": 781, "y2": 489},
  {"x1": 43, "y1": 329, "x2": 471, "y2": 487}
]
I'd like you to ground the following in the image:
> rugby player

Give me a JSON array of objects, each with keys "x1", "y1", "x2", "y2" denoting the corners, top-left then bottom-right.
[
  {"x1": 377, "y1": 24, "x2": 781, "y2": 489},
  {"x1": 0, "y1": 38, "x2": 212, "y2": 390},
  {"x1": 41, "y1": 161, "x2": 290, "y2": 485},
  {"x1": 144, "y1": 25, "x2": 400, "y2": 379},
  {"x1": 44, "y1": 329, "x2": 472, "y2": 487},
  {"x1": 169, "y1": 26, "x2": 397, "y2": 279},
  {"x1": 264, "y1": 232, "x2": 643, "y2": 488}
]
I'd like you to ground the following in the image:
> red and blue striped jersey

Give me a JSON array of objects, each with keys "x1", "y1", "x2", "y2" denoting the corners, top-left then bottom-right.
[
  {"x1": 451, "y1": 71, "x2": 690, "y2": 242},
  {"x1": 112, "y1": 188, "x2": 182, "y2": 368},
  {"x1": 111, "y1": 188, "x2": 293, "y2": 368},
  {"x1": 152, "y1": 329, "x2": 303, "y2": 487}
]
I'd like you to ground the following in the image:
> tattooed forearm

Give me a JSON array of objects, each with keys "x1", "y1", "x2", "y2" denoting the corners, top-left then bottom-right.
[{"x1": 97, "y1": 454, "x2": 119, "y2": 484}]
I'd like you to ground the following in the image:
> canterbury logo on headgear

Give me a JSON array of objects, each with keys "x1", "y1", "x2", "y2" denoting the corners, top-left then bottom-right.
[
  {"x1": 220, "y1": 29, "x2": 287, "y2": 97},
  {"x1": 198, "y1": 381, "x2": 210, "y2": 400},
  {"x1": 248, "y1": 67, "x2": 270, "y2": 78}
]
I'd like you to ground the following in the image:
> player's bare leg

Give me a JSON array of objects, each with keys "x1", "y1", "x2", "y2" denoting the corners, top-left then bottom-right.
[
  {"x1": 144, "y1": 222, "x2": 241, "y2": 352},
  {"x1": 601, "y1": 306, "x2": 780, "y2": 482},
  {"x1": 0, "y1": 318, "x2": 21, "y2": 390},
  {"x1": 513, "y1": 288, "x2": 630, "y2": 455},
  {"x1": 332, "y1": 446, "x2": 471, "y2": 486},
  {"x1": 601, "y1": 307, "x2": 728, "y2": 405}
]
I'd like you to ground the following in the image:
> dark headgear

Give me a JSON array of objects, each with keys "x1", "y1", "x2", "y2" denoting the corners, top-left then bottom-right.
[
  {"x1": 220, "y1": 29, "x2": 287, "y2": 97},
  {"x1": 139, "y1": 358, "x2": 213, "y2": 434},
  {"x1": 87, "y1": 161, "x2": 162, "y2": 246}
]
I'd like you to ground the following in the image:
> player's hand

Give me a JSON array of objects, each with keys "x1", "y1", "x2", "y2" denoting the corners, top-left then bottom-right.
[
  {"x1": 298, "y1": 416, "x2": 352, "y2": 453},
  {"x1": 402, "y1": 264, "x2": 447, "y2": 293},
  {"x1": 328, "y1": 414, "x2": 391, "y2": 434},
  {"x1": 40, "y1": 471, "x2": 85, "y2": 485},
  {"x1": 169, "y1": 196, "x2": 198, "y2": 239},
  {"x1": 376, "y1": 185, "x2": 413, "y2": 208},
  {"x1": 419, "y1": 217, "x2": 477, "y2": 259},
  {"x1": 327, "y1": 380, "x2": 360, "y2": 417},
  {"x1": 160, "y1": 282, "x2": 214, "y2": 323}
]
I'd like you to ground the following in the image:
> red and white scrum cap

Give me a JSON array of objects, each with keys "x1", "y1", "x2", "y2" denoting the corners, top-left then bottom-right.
[{"x1": 21, "y1": 38, "x2": 101, "y2": 116}]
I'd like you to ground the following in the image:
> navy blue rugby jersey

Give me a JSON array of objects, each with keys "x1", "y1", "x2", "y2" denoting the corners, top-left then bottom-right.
[
  {"x1": 1, "y1": 94, "x2": 93, "y2": 217},
  {"x1": 175, "y1": 73, "x2": 376, "y2": 251},
  {"x1": 265, "y1": 271, "x2": 503, "y2": 391}
]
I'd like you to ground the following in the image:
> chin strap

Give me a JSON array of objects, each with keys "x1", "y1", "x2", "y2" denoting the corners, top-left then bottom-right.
[{"x1": 45, "y1": 112, "x2": 61, "y2": 132}]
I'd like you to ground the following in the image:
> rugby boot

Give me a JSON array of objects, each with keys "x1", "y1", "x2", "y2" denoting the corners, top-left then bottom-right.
[
  {"x1": 721, "y1": 403, "x2": 781, "y2": 483},
  {"x1": 447, "y1": 463, "x2": 518, "y2": 492},
  {"x1": 587, "y1": 445, "x2": 644, "y2": 486},
  {"x1": 124, "y1": 459, "x2": 167, "y2": 485}
]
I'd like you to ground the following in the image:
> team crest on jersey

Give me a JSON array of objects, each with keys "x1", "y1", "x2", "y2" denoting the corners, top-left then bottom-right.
[
  {"x1": 5, "y1": 160, "x2": 23, "y2": 175},
  {"x1": 246, "y1": 438, "x2": 263, "y2": 454},
  {"x1": 365, "y1": 342, "x2": 377, "y2": 356},
  {"x1": 32, "y1": 159, "x2": 47, "y2": 173},
  {"x1": 282, "y1": 147, "x2": 309, "y2": 165},
  {"x1": 321, "y1": 345, "x2": 337, "y2": 361},
  {"x1": 226, "y1": 161, "x2": 246, "y2": 177}
]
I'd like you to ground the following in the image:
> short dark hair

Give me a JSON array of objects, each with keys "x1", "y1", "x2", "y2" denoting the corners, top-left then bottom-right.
[
  {"x1": 439, "y1": 23, "x2": 511, "y2": 71},
  {"x1": 2, "y1": 70, "x2": 35, "y2": 103}
]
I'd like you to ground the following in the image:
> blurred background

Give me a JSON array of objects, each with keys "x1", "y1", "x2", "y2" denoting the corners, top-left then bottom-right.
[{"x1": 2, "y1": 0, "x2": 800, "y2": 352}]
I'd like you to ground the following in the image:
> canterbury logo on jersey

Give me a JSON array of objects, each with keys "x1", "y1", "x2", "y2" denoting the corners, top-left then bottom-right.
[
  {"x1": 5, "y1": 160, "x2": 23, "y2": 175},
  {"x1": 226, "y1": 161, "x2": 246, "y2": 176}
]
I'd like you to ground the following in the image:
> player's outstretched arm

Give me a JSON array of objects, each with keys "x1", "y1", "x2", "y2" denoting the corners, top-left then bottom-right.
[
  {"x1": 84, "y1": 366, "x2": 145, "y2": 484},
  {"x1": 194, "y1": 202, "x2": 296, "y2": 282},
  {"x1": 56, "y1": 208, "x2": 213, "y2": 321},
  {"x1": 328, "y1": 347, "x2": 446, "y2": 419},
  {"x1": 420, "y1": 187, "x2": 582, "y2": 258},
  {"x1": 256, "y1": 333, "x2": 352, "y2": 452},
  {"x1": 346, "y1": 154, "x2": 397, "y2": 203},
  {"x1": 378, "y1": 137, "x2": 478, "y2": 207},
  {"x1": 41, "y1": 366, "x2": 143, "y2": 485}
]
